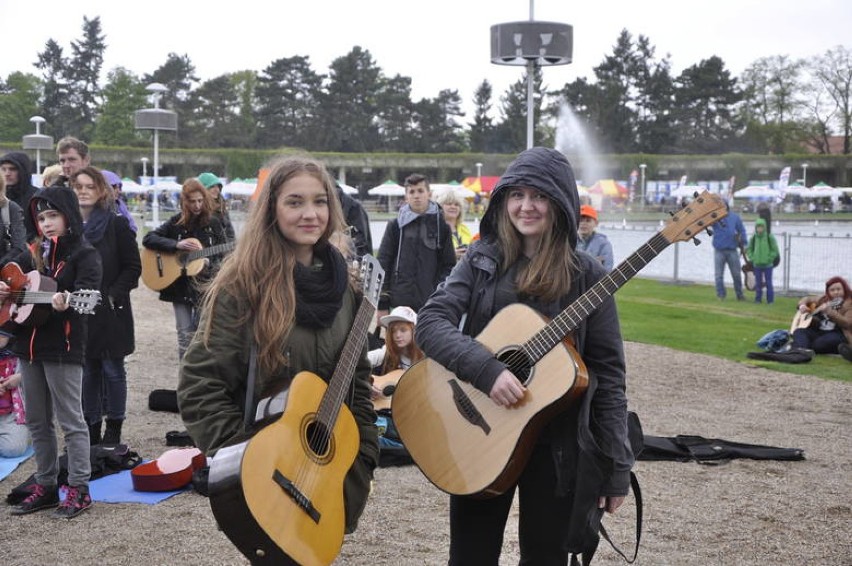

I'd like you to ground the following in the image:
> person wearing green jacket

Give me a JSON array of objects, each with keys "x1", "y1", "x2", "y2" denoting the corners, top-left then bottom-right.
[
  {"x1": 178, "y1": 156, "x2": 379, "y2": 559},
  {"x1": 747, "y1": 217, "x2": 780, "y2": 304}
]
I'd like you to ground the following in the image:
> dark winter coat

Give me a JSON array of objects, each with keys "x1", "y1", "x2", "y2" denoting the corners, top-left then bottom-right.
[
  {"x1": 9, "y1": 187, "x2": 102, "y2": 364},
  {"x1": 376, "y1": 201, "x2": 455, "y2": 311},
  {"x1": 416, "y1": 147, "x2": 633, "y2": 553},
  {"x1": 142, "y1": 213, "x2": 226, "y2": 305},
  {"x1": 337, "y1": 186, "x2": 373, "y2": 257},
  {"x1": 0, "y1": 200, "x2": 28, "y2": 266},
  {"x1": 0, "y1": 152, "x2": 38, "y2": 241},
  {"x1": 84, "y1": 210, "x2": 141, "y2": 358}
]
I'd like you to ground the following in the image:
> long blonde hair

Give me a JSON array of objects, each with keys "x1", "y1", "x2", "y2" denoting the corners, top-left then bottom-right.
[
  {"x1": 199, "y1": 156, "x2": 345, "y2": 377},
  {"x1": 494, "y1": 194, "x2": 576, "y2": 302}
]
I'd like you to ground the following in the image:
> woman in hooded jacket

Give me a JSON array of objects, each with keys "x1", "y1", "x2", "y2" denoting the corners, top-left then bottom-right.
[
  {"x1": 0, "y1": 187, "x2": 102, "y2": 519},
  {"x1": 415, "y1": 147, "x2": 633, "y2": 565}
]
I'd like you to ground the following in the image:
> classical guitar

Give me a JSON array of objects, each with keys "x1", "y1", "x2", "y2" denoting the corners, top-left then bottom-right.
[
  {"x1": 131, "y1": 447, "x2": 205, "y2": 492},
  {"x1": 140, "y1": 240, "x2": 235, "y2": 291},
  {"x1": 371, "y1": 369, "x2": 404, "y2": 411},
  {"x1": 392, "y1": 191, "x2": 728, "y2": 498},
  {"x1": 208, "y1": 255, "x2": 384, "y2": 566},
  {"x1": 790, "y1": 297, "x2": 842, "y2": 333},
  {"x1": 0, "y1": 262, "x2": 101, "y2": 327}
]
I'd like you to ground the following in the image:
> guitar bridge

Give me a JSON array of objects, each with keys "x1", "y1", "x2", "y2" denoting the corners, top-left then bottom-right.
[
  {"x1": 448, "y1": 379, "x2": 491, "y2": 435},
  {"x1": 272, "y1": 469, "x2": 321, "y2": 524}
]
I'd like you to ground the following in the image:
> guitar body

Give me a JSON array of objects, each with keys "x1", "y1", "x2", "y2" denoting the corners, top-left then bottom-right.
[
  {"x1": 371, "y1": 369, "x2": 404, "y2": 411},
  {"x1": 209, "y1": 370, "x2": 360, "y2": 566},
  {"x1": 392, "y1": 303, "x2": 588, "y2": 497},
  {"x1": 140, "y1": 247, "x2": 207, "y2": 291},
  {"x1": 131, "y1": 447, "x2": 205, "y2": 492},
  {"x1": 0, "y1": 263, "x2": 56, "y2": 327}
]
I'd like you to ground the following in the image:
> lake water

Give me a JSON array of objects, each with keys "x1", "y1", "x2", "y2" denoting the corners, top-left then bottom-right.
[{"x1": 369, "y1": 219, "x2": 852, "y2": 294}]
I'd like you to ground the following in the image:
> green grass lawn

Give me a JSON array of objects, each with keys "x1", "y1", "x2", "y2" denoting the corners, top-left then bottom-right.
[{"x1": 616, "y1": 278, "x2": 851, "y2": 382}]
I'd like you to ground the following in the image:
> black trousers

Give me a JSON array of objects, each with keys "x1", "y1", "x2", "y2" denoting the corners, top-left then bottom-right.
[{"x1": 448, "y1": 443, "x2": 575, "y2": 566}]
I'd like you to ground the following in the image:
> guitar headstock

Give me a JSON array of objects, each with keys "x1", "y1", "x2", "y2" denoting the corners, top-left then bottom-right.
[
  {"x1": 659, "y1": 191, "x2": 728, "y2": 244},
  {"x1": 359, "y1": 255, "x2": 384, "y2": 308},
  {"x1": 67, "y1": 290, "x2": 102, "y2": 315}
]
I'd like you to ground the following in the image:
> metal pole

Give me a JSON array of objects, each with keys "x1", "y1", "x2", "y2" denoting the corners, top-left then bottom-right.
[
  {"x1": 526, "y1": 61, "x2": 535, "y2": 149},
  {"x1": 152, "y1": 129, "x2": 160, "y2": 226}
]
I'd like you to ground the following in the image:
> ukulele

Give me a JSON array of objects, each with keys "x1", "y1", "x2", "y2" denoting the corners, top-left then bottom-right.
[
  {"x1": 131, "y1": 447, "x2": 206, "y2": 492},
  {"x1": 0, "y1": 262, "x2": 101, "y2": 327},
  {"x1": 392, "y1": 191, "x2": 727, "y2": 497},
  {"x1": 208, "y1": 255, "x2": 384, "y2": 566}
]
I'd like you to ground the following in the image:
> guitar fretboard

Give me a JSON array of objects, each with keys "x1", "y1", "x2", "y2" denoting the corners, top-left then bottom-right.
[
  {"x1": 184, "y1": 241, "x2": 236, "y2": 263},
  {"x1": 523, "y1": 231, "x2": 673, "y2": 363}
]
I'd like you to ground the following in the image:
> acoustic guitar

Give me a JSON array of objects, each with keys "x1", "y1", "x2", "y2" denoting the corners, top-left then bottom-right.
[
  {"x1": 371, "y1": 369, "x2": 404, "y2": 411},
  {"x1": 0, "y1": 262, "x2": 101, "y2": 327},
  {"x1": 789, "y1": 297, "x2": 842, "y2": 333},
  {"x1": 392, "y1": 191, "x2": 728, "y2": 498},
  {"x1": 208, "y1": 255, "x2": 384, "y2": 566},
  {"x1": 140, "y1": 240, "x2": 235, "y2": 291},
  {"x1": 131, "y1": 447, "x2": 205, "y2": 492}
]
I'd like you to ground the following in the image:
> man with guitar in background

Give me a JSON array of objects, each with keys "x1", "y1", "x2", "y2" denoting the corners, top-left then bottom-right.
[
  {"x1": 414, "y1": 147, "x2": 633, "y2": 565},
  {"x1": 790, "y1": 276, "x2": 852, "y2": 356},
  {"x1": 142, "y1": 178, "x2": 227, "y2": 360}
]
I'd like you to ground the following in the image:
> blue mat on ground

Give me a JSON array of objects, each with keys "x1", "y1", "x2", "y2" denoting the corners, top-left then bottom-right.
[
  {"x1": 87, "y1": 467, "x2": 189, "y2": 504},
  {"x1": 0, "y1": 446, "x2": 35, "y2": 482}
]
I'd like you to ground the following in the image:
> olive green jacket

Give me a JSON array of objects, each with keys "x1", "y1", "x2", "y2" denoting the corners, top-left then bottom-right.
[{"x1": 178, "y1": 287, "x2": 379, "y2": 532}]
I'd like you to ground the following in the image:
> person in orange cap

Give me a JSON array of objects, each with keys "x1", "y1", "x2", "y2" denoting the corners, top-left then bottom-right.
[{"x1": 577, "y1": 204, "x2": 613, "y2": 271}]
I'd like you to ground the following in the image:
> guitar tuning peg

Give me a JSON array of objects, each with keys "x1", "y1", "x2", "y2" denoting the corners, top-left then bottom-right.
[
  {"x1": 692, "y1": 237, "x2": 701, "y2": 246},
  {"x1": 706, "y1": 227, "x2": 714, "y2": 237},
  {"x1": 668, "y1": 211, "x2": 675, "y2": 217}
]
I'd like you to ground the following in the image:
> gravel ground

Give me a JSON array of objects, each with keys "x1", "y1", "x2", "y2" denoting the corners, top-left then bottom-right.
[{"x1": 2, "y1": 289, "x2": 850, "y2": 565}]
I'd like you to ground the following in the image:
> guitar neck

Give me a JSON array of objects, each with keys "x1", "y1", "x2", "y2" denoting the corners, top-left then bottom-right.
[
  {"x1": 524, "y1": 232, "x2": 673, "y2": 362},
  {"x1": 316, "y1": 297, "x2": 375, "y2": 427},
  {"x1": 12, "y1": 289, "x2": 68, "y2": 305},
  {"x1": 185, "y1": 241, "x2": 235, "y2": 262}
]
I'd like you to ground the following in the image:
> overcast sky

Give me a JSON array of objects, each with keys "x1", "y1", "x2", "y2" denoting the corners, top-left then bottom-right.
[{"x1": 2, "y1": 0, "x2": 850, "y2": 117}]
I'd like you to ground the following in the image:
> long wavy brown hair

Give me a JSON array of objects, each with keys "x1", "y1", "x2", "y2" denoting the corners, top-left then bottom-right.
[
  {"x1": 177, "y1": 178, "x2": 214, "y2": 228},
  {"x1": 199, "y1": 156, "x2": 345, "y2": 377},
  {"x1": 493, "y1": 192, "x2": 577, "y2": 303},
  {"x1": 71, "y1": 166, "x2": 115, "y2": 210},
  {"x1": 380, "y1": 321, "x2": 424, "y2": 374}
]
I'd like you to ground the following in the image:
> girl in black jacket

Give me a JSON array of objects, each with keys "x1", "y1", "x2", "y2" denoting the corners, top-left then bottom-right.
[
  {"x1": 72, "y1": 167, "x2": 141, "y2": 445},
  {"x1": 2, "y1": 187, "x2": 102, "y2": 519},
  {"x1": 415, "y1": 148, "x2": 633, "y2": 565},
  {"x1": 142, "y1": 178, "x2": 227, "y2": 360}
]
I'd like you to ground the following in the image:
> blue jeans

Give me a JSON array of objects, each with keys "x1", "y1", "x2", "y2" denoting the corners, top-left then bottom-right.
[
  {"x1": 82, "y1": 357, "x2": 128, "y2": 424},
  {"x1": 714, "y1": 248, "x2": 744, "y2": 299},
  {"x1": 754, "y1": 266, "x2": 774, "y2": 303},
  {"x1": 173, "y1": 303, "x2": 200, "y2": 360}
]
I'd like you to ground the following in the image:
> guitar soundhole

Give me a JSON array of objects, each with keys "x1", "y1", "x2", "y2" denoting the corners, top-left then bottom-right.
[
  {"x1": 496, "y1": 348, "x2": 532, "y2": 385},
  {"x1": 305, "y1": 420, "x2": 332, "y2": 460}
]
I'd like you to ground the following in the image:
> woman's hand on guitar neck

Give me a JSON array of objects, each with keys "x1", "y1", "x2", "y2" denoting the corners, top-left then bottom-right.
[
  {"x1": 52, "y1": 292, "x2": 69, "y2": 312},
  {"x1": 489, "y1": 369, "x2": 527, "y2": 407}
]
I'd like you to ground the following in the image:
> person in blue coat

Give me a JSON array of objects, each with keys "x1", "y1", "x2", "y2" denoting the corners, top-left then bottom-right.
[
  {"x1": 712, "y1": 202, "x2": 748, "y2": 300},
  {"x1": 576, "y1": 204, "x2": 613, "y2": 271}
]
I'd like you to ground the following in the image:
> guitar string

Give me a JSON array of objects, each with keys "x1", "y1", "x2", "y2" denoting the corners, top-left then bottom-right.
[{"x1": 497, "y1": 231, "x2": 672, "y2": 373}]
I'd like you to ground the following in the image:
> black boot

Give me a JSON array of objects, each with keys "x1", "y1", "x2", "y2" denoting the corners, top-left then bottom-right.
[
  {"x1": 102, "y1": 419, "x2": 123, "y2": 446},
  {"x1": 88, "y1": 421, "x2": 102, "y2": 446}
]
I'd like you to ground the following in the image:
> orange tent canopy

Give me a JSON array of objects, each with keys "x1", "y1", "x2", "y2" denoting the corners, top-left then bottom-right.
[
  {"x1": 461, "y1": 176, "x2": 501, "y2": 193},
  {"x1": 587, "y1": 179, "x2": 628, "y2": 199}
]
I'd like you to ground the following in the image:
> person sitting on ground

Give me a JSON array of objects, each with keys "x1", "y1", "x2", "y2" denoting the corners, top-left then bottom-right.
[
  {"x1": 0, "y1": 333, "x2": 29, "y2": 458},
  {"x1": 791, "y1": 276, "x2": 852, "y2": 355},
  {"x1": 576, "y1": 204, "x2": 613, "y2": 271},
  {"x1": 435, "y1": 191, "x2": 473, "y2": 261}
]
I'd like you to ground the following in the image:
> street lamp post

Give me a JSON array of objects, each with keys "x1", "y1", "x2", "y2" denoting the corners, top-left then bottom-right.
[
  {"x1": 475, "y1": 162, "x2": 483, "y2": 178},
  {"x1": 802, "y1": 163, "x2": 809, "y2": 187},
  {"x1": 639, "y1": 163, "x2": 647, "y2": 210},
  {"x1": 22, "y1": 116, "x2": 53, "y2": 177},
  {"x1": 135, "y1": 83, "x2": 177, "y2": 227},
  {"x1": 141, "y1": 157, "x2": 149, "y2": 183}
]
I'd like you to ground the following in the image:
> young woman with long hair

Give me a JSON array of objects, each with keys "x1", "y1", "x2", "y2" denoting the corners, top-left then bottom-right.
[
  {"x1": 792, "y1": 275, "x2": 852, "y2": 354},
  {"x1": 415, "y1": 147, "x2": 634, "y2": 565}
]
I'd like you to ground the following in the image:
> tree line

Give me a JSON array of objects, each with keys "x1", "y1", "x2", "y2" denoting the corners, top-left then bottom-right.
[{"x1": 1, "y1": 17, "x2": 850, "y2": 157}]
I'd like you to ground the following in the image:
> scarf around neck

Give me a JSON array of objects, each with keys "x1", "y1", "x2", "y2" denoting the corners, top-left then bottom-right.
[
  {"x1": 83, "y1": 207, "x2": 112, "y2": 244},
  {"x1": 293, "y1": 244, "x2": 348, "y2": 329}
]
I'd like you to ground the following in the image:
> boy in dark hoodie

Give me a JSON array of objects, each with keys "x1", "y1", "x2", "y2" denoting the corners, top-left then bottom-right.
[
  {"x1": 0, "y1": 151, "x2": 38, "y2": 241},
  {"x1": 1, "y1": 187, "x2": 103, "y2": 519},
  {"x1": 376, "y1": 173, "x2": 455, "y2": 316}
]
